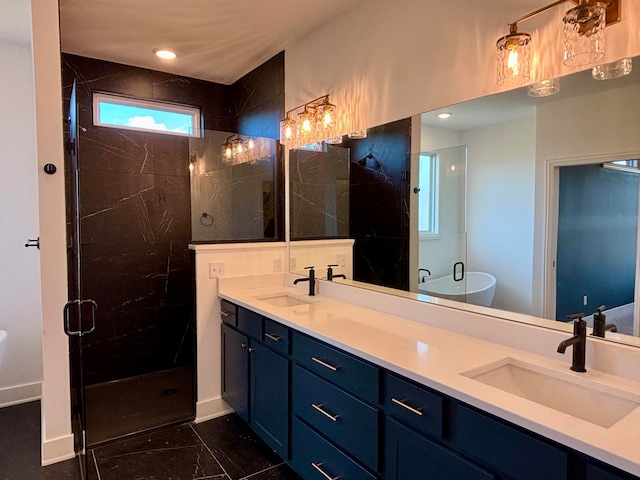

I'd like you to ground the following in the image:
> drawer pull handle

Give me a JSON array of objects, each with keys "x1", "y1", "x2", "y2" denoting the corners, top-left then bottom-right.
[
  {"x1": 220, "y1": 310, "x2": 231, "y2": 317},
  {"x1": 265, "y1": 333, "x2": 281, "y2": 342},
  {"x1": 311, "y1": 403, "x2": 340, "y2": 422},
  {"x1": 311, "y1": 462, "x2": 340, "y2": 480},
  {"x1": 392, "y1": 397, "x2": 423, "y2": 416},
  {"x1": 311, "y1": 357, "x2": 339, "y2": 371}
]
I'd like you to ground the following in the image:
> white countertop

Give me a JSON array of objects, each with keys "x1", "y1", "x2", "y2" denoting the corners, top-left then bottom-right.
[{"x1": 218, "y1": 279, "x2": 640, "y2": 476}]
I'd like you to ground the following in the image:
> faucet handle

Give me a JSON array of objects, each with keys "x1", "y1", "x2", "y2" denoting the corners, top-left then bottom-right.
[
  {"x1": 566, "y1": 312, "x2": 585, "y2": 322},
  {"x1": 327, "y1": 264, "x2": 338, "y2": 267},
  {"x1": 304, "y1": 266, "x2": 315, "y2": 270}
]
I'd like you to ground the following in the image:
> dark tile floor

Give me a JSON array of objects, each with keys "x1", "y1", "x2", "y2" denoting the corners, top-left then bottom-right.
[{"x1": 0, "y1": 401, "x2": 302, "y2": 480}]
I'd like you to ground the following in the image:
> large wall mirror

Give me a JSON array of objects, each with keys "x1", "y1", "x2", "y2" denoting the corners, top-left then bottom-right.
[{"x1": 289, "y1": 56, "x2": 640, "y2": 347}]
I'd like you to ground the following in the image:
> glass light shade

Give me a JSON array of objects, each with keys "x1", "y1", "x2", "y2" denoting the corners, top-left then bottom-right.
[
  {"x1": 347, "y1": 129, "x2": 368, "y2": 139},
  {"x1": 316, "y1": 102, "x2": 337, "y2": 130},
  {"x1": 297, "y1": 109, "x2": 315, "y2": 139},
  {"x1": 592, "y1": 58, "x2": 632, "y2": 80},
  {"x1": 496, "y1": 32, "x2": 531, "y2": 87},
  {"x1": 221, "y1": 142, "x2": 233, "y2": 160},
  {"x1": 279, "y1": 116, "x2": 296, "y2": 144},
  {"x1": 527, "y1": 78, "x2": 560, "y2": 97},
  {"x1": 325, "y1": 135, "x2": 343, "y2": 145},
  {"x1": 563, "y1": 2, "x2": 606, "y2": 67}
]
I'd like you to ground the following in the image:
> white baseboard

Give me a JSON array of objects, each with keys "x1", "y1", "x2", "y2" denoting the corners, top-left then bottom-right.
[
  {"x1": 195, "y1": 396, "x2": 233, "y2": 423},
  {"x1": 0, "y1": 381, "x2": 41, "y2": 408},
  {"x1": 41, "y1": 433, "x2": 75, "y2": 466}
]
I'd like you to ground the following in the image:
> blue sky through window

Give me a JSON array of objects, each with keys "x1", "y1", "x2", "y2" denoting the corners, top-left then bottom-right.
[{"x1": 99, "y1": 102, "x2": 194, "y2": 134}]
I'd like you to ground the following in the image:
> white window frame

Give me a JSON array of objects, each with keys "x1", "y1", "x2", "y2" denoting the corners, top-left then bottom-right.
[
  {"x1": 418, "y1": 152, "x2": 440, "y2": 239},
  {"x1": 93, "y1": 92, "x2": 201, "y2": 138}
]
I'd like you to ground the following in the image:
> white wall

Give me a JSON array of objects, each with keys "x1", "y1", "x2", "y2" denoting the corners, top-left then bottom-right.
[
  {"x1": 30, "y1": 0, "x2": 73, "y2": 465},
  {"x1": 191, "y1": 243, "x2": 287, "y2": 422},
  {"x1": 286, "y1": 0, "x2": 640, "y2": 136},
  {"x1": 463, "y1": 117, "x2": 536, "y2": 314},
  {"x1": 0, "y1": 39, "x2": 43, "y2": 405}
]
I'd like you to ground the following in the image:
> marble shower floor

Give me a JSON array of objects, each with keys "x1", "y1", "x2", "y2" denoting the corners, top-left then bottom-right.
[{"x1": 0, "y1": 401, "x2": 301, "y2": 480}]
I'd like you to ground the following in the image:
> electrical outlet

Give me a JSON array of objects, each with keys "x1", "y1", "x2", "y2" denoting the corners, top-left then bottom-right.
[
  {"x1": 583, "y1": 295, "x2": 588, "y2": 306},
  {"x1": 273, "y1": 257, "x2": 282, "y2": 273},
  {"x1": 335, "y1": 253, "x2": 346, "y2": 267},
  {"x1": 209, "y1": 261, "x2": 225, "y2": 278}
]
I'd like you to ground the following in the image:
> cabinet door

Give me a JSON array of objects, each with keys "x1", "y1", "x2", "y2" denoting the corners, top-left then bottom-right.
[
  {"x1": 250, "y1": 342, "x2": 289, "y2": 459},
  {"x1": 385, "y1": 418, "x2": 495, "y2": 480},
  {"x1": 221, "y1": 324, "x2": 249, "y2": 422}
]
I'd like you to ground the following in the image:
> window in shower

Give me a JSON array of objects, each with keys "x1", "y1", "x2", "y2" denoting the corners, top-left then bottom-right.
[
  {"x1": 93, "y1": 92, "x2": 201, "y2": 137},
  {"x1": 418, "y1": 152, "x2": 440, "y2": 237}
]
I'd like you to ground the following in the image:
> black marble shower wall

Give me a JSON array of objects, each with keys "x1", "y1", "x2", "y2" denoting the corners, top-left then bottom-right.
[
  {"x1": 343, "y1": 119, "x2": 412, "y2": 291},
  {"x1": 61, "y1": 52, "x2": 284, "y2": 385}
]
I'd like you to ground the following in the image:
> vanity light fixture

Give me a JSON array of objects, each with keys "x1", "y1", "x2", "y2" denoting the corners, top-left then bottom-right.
[
  {"x1": 496, "y1": 0, "x2": 622, "y2": 87},
  {"x1": 527, "y1": 78, "x2": 560, "y2": 97},
  {"x1": 279, "y1": 94, "x2": 338, "y2": 147},
  {"x1": 152, "y1": 48, "x2": 176, "y2": 60},
  {"x1": 325, "y1": 135, "x2": 344, "y2": 145},
  {"x1": 592, "y1": 57, "x2": 632, "y2": 79}
]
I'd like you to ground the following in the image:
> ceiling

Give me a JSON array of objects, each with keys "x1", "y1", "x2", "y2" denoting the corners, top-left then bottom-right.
[{"x1": 58, "y1": 0, "x2": 364, "y2": 85}]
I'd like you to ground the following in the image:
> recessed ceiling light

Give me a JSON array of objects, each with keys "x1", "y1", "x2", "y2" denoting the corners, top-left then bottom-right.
[
  {"x1": 437, "y1": 112, "x2": 452, "y2": 119},
  {"x1": 153, "y1": 48, "x2": 176, "y2": 60}
]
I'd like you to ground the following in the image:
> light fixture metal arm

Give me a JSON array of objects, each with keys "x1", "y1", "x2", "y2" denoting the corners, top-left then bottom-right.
[
  {"x1": 284, "y1": 94, "x2": 331, "y2": 116},
  {"x1": 508, "y1": 0, "x2": 569, "y2": 31}
]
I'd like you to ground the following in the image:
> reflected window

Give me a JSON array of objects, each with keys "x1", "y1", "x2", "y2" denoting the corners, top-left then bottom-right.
[
  {"x1": 93, "y1": 92, "x2": 201, "y2": 137},
  {"x1": 419, "y1": 153, "x2": 439, "y2": 236}
]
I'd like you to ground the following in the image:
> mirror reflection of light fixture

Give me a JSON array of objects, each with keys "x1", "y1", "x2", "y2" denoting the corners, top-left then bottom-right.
[
  {"x1": 279, "y1": 94, "x2": 338, "y2": 147},
  {"x1": 527, "y1": 78, "x2": 560, "y2": 97},
  {"x1": 220, "y1": 134, "x2": 263, "y2": 165},
  {"x1": 497, "y1": 0, "x2": 622, "y2": 87},
  {"x1": 325, "y1": 135, "x2": 344, "y2": 145},
  {"x1": 347, "y1": 129, "x2": 367, "y2": 139},
  {"x1": 592, "y1": 57, "x2": 633, "y2": 79}
]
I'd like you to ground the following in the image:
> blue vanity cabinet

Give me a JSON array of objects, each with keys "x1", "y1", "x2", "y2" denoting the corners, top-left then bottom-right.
[
  {"x1": 221, "y1": 323, "x2": 249, "y2": 422},
  {"x1": 586, "y1": 463, "x2": 640, "y2": 480},
  {"x1": 385, "y1": 417, "x2": 496, "y2": 480},
  {"x1": 250, "y1": 340, "x2": 289, "y2": 459}
]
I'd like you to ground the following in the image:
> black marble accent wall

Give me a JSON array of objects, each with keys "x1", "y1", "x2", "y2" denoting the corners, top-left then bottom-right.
[
  {"x1": 61, "y1": 52, "x2": 284, "y2": 385},
  {"x1": 232, "y1": 52, "x2": 284, "y2": 139},
  {"x1": 289, "y1": 146, "x2": 350, "y2": 239},
  {"x1": 343, "y1": 119, "x2": 412, "y2": 291}
]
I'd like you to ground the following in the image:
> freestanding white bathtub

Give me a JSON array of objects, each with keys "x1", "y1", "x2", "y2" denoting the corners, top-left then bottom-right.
[{"x1": 419, "y1": 272, "x2": 496, "y2": 307}]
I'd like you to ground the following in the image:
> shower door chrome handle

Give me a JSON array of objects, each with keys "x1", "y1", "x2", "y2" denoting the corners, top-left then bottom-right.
[{"x1": 63, "y1": 299, "x2": 97, "y2": 336}]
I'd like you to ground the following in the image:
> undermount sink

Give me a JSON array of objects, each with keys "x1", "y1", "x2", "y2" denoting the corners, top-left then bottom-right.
[
  {"x1": 462, "y1": 358, "x2": 640, "y2": 428},
  {"x1": 255, "y1": 294, "x2": 312, "y2": 308}
]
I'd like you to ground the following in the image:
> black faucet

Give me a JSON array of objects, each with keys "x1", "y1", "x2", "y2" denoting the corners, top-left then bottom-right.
[
  {"x1": 293, "y1": 266, "x2": 315, "y2": 296},
  {"x1": 557, "y1": 313, "x2": 587, "y2": 372},
  {"x1": 327, "y1": 264, "x2": 346, "y2": 281},
  {"x1": 418, "y1": 268, "x2": 431, "y2": 283},
  {"x1": 591, "y1": 305, "x2": 618, "y2": 338}
]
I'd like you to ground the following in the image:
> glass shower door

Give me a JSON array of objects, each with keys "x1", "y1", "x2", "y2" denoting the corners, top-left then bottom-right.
[
  {"x1": 64, "y1": 80, "x2": 96, "y2": 480},
  {"x1": 416, "y1": 145, "x2": 468, "y2": 303}
]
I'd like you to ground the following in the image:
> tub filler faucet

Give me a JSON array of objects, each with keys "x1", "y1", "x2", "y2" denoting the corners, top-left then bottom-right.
[
  {"x1": 557, "y1": 313, "x2": 587, "y2": 372},
  {"x1": 418, "y1": 268, "x2": 431, "y2": 283}
]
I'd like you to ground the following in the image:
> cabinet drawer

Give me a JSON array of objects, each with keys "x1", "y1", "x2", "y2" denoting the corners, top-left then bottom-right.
[
  {"x1": 237, "y1": 306, "x2": 262, "y2": 339},
  {"x1": 263, "y1": 319, "x2": 290, "y2": 355},
  {"x1": 453, "y1": 405, "x2": 568, "y2": 480},
  {"x1": 291, "y1": 417, "x2": 377, "y2": 480},
  {"x1": 292, "y1": 365, "x2": 379, "y2": 471},
  {"x1": 384, "y1": 373, "x2": 443, "y2": 439},
  {"x1": 386, "y1": 418, "x2": 495, "y2": 480},
  {"x1": 292, "y1": 331, "x2": 379, "y2": 403},
  {"x1": 220, "y1": 299, "x2": 237, "y2": 327}
]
